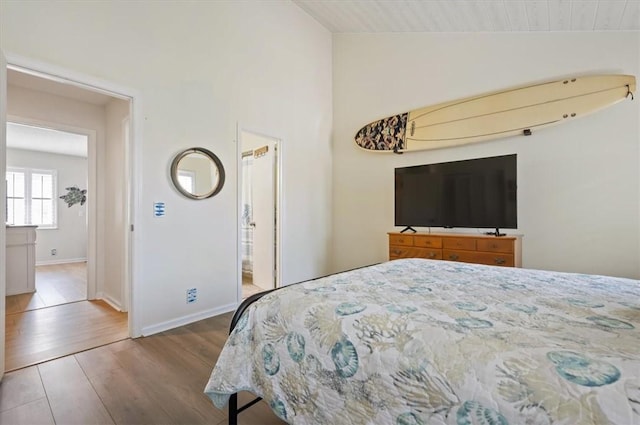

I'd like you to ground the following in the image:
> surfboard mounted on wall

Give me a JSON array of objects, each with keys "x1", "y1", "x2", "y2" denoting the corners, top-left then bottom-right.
[{"x1": 354, "y1": 74, "x2": 636, "y2": 154}]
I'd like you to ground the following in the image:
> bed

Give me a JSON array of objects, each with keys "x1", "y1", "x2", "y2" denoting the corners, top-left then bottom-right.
[{"x1": 204, "y1": 258, "x2": 640, "y2": 424}]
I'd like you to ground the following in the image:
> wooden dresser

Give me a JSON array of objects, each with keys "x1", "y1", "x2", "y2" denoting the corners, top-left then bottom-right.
[{"x1": 388, "y1": 232, "x2": 522, "y2": 267}]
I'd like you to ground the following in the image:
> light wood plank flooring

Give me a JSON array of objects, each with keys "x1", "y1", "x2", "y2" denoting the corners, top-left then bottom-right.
[
  {"x1": 242, "y1": 282, "x2": 265, "y2": 298},
  {"x1": 6, "y1": 262, "x2": 87, "y2": 314},
  {"x1": 0, "y1": 312, "x2": 285, "y2": 425},
  {"x1": 5, "y1": 300, "x2": 129, "y2": 371},
  {"x1": 242, "y1": 273, "x2": 270, "y2": 299}
]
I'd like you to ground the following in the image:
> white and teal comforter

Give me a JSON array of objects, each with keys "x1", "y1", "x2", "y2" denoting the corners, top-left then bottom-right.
[{"x1": 205, "y1": 259, "x2": 640, "y2": 424}]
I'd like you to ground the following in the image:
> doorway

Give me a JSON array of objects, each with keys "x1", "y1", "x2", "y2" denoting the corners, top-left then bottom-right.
[
  {"x1": 3, "y1": 63, "x2": 133, "y2": 371},
  {"x1": 239, "y1": 130, "x2": 280, "y2": 299},
  {"x1": 5, "y1": 122, "x2": 89, "y2": 313}
]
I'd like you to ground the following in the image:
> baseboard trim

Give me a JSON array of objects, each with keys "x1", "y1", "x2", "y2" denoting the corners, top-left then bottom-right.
[
  {"x1": 36, "y1": 258, "x2": 87, "y2": 266},
  {"x1": 95, "y1": 292, "x2": 124, "y2": 312},
  {"x1": 140, "y1": 303, "x2": 238, "y2": 337}
]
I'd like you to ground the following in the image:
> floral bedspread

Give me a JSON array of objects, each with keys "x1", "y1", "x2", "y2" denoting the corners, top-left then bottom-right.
[{"x1": 204, "y1": 259, "x2": 640, "y2": 424}]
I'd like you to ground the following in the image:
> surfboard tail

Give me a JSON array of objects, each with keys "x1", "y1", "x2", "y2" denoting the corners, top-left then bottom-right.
[{"x1": 406, "y1": 77, "x2": 636, "y2": 148}]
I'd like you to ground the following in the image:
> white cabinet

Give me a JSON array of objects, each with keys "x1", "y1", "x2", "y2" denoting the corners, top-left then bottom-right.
[{"x1": 6, "y1": 225, "x2": 37, "y2": 296}]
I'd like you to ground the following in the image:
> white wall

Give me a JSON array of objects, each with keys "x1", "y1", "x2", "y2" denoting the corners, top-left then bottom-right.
[
  {"x1": 332, "y1": 32, "x2": 640, "y2": 279},
  {"x1": 6, "y1": 148, "x2": 88, "y2": 264},
  {"x1": 0, "y1": 1, "x2": 333, "y2": 334}
]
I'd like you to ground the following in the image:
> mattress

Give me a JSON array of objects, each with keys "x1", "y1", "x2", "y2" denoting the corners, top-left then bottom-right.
[{"x1": 205, "y1": 259, "x2": 640, "y2": 424}]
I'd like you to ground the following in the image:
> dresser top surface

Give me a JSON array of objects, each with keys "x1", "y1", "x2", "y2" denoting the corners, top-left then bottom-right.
[{"x1": 388, "y1": 231, "x2": 522, "y2": 240}]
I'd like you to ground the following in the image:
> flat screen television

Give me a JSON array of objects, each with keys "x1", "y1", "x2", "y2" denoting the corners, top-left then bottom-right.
[{"x1": 394, "y1": 154, "x2": 517, "y2": 233}]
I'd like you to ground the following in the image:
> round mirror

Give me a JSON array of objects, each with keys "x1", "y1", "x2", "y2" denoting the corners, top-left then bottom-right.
[{"x1": 170, "y1": 147, "x2": 225, "y2": 199}]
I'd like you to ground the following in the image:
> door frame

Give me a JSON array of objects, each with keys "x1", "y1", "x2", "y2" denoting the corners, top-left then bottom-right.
[
  {"x1": 4, "y1": 52, "x2": 143, "y2": 337},
  {"x1": 1, "y1": 49, "x2": 7, "y2": 381},
  {"x1": 236, "y1": 124, "x2": 282, "y2": 302}
]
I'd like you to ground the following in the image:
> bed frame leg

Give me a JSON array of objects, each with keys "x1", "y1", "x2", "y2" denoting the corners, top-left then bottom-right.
[{"x1": 229, "y1": 393, "x2": 238, "y2": 425}]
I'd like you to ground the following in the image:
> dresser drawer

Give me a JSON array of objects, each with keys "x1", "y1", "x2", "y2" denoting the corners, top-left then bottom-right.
[
  {"x1": 390, "y1": 246, "x2": 442, "y2": 260},
  {"x1": 473, "y1": 251, "x2": 514, "y2": 267},
  {"x1": 416, "y1": 248, "x2": 442, "y2": 260},
  {"x1": 443, "y1": 249, "x2": 471, "y2": 263},
  {"x1": 389, "y1": 234, "x2": 414, "y2": 247},
  {"x1": 443, "y1": 237, "x2": 476, "y2": 251},
  {"x1": 476, "y1": 239, "x2": 514, "y2": 253},
  {"x1": 389, "y1": 245, "x2": 416, "y2": 258},
  {"x1": 414, "y1": 235, "x2": 442, "y2": 248},
  {"x1": 444, "y1": 250, "x2": 514, "y2": 267}
]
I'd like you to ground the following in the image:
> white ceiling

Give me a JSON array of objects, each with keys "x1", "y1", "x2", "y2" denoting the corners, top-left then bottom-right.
[
  {"x1": 293, "y1": 0, "x2": 640, "y2": 32},
  {"x1": 7, "y1": 122, "x2": 88, "y2": 158}
]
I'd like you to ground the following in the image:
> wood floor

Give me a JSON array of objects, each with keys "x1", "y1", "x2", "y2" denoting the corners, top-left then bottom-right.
[
  {"x1": 5, "y1": 262, "x2": 128, "y2": 371},
  {"x1": 5, "y1": 300, "x2": 129, "y2": 371},
  {"x1": 6, "y1": 262, "x2": 87, "y2": 314},
  {"x1": 242, "y1": 282, "x2": 265, "y2": 299},
  {"x1": 242, "y1": 273, "x2": 270, "y2": 299},
  {"x1": 0, "y1": 312, "x2": 285, "y2": 425}
]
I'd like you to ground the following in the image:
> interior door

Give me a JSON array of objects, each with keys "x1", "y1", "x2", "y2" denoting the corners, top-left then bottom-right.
[
  {"x1": 251, "y1": 143, "x2": 275, "y2": 290},
  {"x1": 1, "y1": 49, "x2": 8, "y2": 381}
]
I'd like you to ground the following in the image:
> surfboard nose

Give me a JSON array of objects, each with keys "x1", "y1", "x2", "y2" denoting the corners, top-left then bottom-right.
[
  {"x1": 354, "y1": 113, "x2": 408, "y2": 151},
  {"x1": 354, "y1": 123, "x2": 376, "y2": 149}
]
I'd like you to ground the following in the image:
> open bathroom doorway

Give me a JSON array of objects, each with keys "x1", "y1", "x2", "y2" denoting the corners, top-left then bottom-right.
[{"x1": 238, "y1": 129, "x2": 280, "y2": 300}]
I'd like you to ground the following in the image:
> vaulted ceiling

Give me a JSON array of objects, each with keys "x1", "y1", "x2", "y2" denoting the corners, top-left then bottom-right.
[{"x1": 293, "y1": 1, "x2": 640, "y2": 32}]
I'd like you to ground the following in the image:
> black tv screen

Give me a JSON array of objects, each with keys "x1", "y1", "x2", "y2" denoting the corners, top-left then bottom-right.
[{"x1": 395, "y1": 154, "x2": 517, "y2": 229}]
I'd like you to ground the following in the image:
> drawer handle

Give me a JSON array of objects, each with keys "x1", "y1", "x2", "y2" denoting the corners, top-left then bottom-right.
[
  {"x1": 494, "y1": 258, "x2": 506, "y2": 265},
  {"x1": 428, "y1": 252, "x2": 436, "y2": 259},
  {"x1": 449, "y1": 254, "x2": 459, "y2": 261},
  {"x1": 392, "y1": 250, "x2": 402, "y2": 255}
]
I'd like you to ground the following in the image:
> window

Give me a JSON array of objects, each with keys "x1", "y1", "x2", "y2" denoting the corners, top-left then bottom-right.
[
  {"x1": 6, "y1": 171, "x2": 26, "y2": 225},
  {"x1": 6, "y1": 168, "x2": 57, "y2": 229},
  {"x1": 177, "y1": 169, "x2": 195, "y2": 194}
]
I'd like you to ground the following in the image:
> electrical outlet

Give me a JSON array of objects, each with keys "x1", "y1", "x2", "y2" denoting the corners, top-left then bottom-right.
[
  {"x1": 186, "y1": 288, "x2": 197, "y2": 304},
  {"x1": 51, "y1": 249, "x2": 57, "y2": 256}
]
